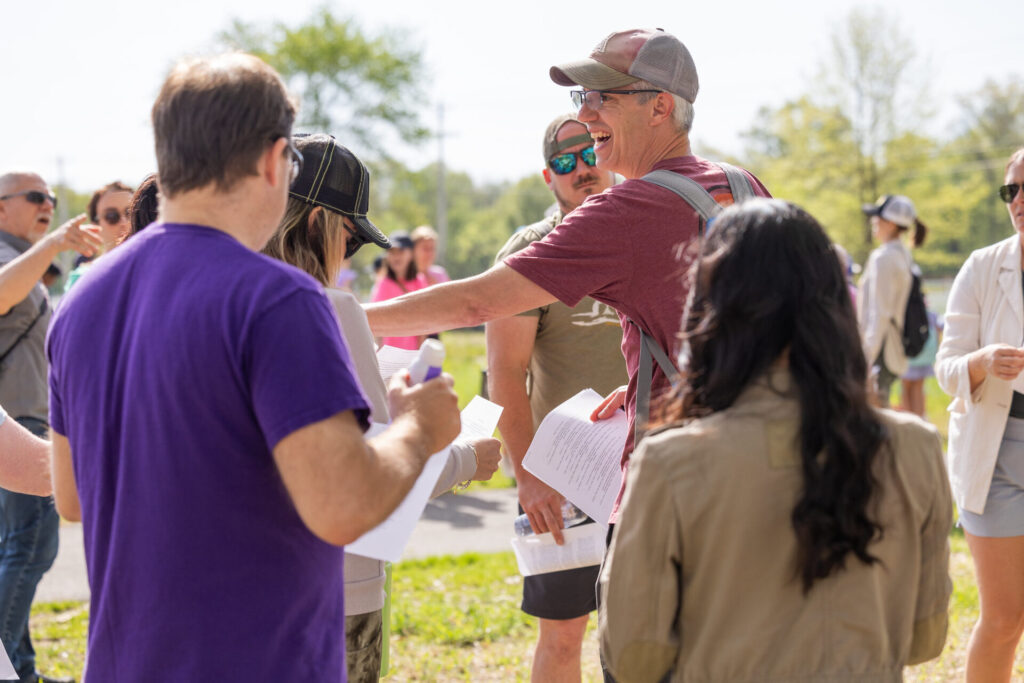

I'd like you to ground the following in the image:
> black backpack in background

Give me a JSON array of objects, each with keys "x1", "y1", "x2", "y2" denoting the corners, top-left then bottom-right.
[{"x1": 900, "y1": 265, "x2": 929, "y2": 358}]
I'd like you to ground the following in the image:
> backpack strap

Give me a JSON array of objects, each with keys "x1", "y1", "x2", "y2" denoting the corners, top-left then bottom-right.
[
  {"x1": 0, "y1": 297, "x2": 46, "y2": 369},
  {"x1": 719, "y1": 162, "x2": 756, "y2": 204},
  {"x1": 628, "y1": 318, "x2": 680, "y2": 446},
  {"x1": 641, "y1": 170, "x2": 723, "y2": 220},
  {"x1": 642, "y1": 163, "x2": 757, "y2": 223}
]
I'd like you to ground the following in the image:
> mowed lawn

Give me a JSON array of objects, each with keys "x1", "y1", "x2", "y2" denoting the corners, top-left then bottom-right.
[{"x1": 27, "y1": 331, "x2": 1024, "y2": 680}]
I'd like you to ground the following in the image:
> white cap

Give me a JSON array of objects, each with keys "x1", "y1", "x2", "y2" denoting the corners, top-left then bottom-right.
[{"x1": 862, "y1": 195, "x2": 917, "y2": 228}]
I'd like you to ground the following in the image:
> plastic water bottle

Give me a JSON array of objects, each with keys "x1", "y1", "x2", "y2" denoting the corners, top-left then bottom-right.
[
  {"x1": 513, "y1": 501, "x2": 589, "y2": 536},
  {"x1": 407, "y1": 339, "x2": 445, "y2": 384}
]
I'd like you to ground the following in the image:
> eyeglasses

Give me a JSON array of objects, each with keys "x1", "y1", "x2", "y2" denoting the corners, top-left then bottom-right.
[
  {"x1": 569, "y1": 89, "x2": 663, "y2": 112},
  {"x1": 272, "y1": 136, "x2": 304, "y2": 184},
  {"x1": 0, "y1": 190, "x2": 58, "y2": 210},
  {"x1": 100, "y1": 208, "x2": 127, "y2": 224},
  {"x1": 548, "y1": 146, "x2": 597, "y2": 175},
  {"x1": 1000, "y1": 183, "x2": 1023, "y2": 203},
  {"x1": 285, "y1": 138, "x2": 304, "y2": 184}
]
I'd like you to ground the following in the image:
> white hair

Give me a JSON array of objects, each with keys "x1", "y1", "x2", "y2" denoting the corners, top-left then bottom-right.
[{"x1": 632, "y1": 80, "x2": 694, "y2": 134}]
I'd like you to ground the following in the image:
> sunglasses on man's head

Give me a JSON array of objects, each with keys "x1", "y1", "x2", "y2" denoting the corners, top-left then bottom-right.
[
  {"x1": 0, "y1": 190, "x2": 58, "y2": 210},
  {"x1": 548, "y1": 146, "x2": 597, "y2": 175},
  {"x1": 1000, "y1": 183, "x2": 1024, "y2": 203}
]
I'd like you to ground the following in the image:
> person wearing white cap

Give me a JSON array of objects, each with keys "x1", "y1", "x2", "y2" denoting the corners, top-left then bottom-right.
[{"x1": 856, "y1": 194, "x2": 928, "y2": 407}]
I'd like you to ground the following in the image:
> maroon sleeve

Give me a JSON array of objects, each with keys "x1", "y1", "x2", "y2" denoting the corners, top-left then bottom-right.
[{"x1": 503, "y1": 192, "x2": 633, "y2": 308}]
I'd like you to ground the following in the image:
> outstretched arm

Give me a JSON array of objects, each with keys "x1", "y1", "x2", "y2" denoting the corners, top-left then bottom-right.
[
  {"x1": 0, "y1": 215, "x2": 101, "y2": 314},
  {"x1": 365, "y1": 263, "x2": 557, "y2": 338}
]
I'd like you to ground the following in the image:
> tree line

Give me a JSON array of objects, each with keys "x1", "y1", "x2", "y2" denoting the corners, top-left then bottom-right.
[{"x1": 53, "y1": 6, "x2": 1024, "y2": 295}]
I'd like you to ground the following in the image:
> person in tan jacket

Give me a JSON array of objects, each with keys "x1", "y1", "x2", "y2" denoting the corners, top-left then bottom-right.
[{"x1": 599, "y1": 199, "x2": 951, "y2": 682}]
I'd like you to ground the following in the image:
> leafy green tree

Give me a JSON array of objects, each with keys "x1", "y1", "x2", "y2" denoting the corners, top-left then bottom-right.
[
  {"x1": 742, "y1": 97, "x2": 865, "y2": 256},
  {"x1": 220, "y1": 7, "x2": 429, "y2": 153},
  {"x1": 950, "y1": 78, "x2": 1024, "y2": 249},
  {"x1": 817, "y1": 6, "x2": 930, "y2": 244}
]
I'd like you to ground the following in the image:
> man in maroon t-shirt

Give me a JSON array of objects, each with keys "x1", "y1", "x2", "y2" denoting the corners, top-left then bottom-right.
[{"x1": 366, "y1": 28, "x2": 771, "y2": 523}]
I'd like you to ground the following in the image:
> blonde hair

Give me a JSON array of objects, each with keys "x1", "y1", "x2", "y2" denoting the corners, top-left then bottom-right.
[
  {"x1": 262, "y1": 198, "x2": 346, "y2": 287},
  {"x1": 410, "y1": 225, "x2": 438, "y2": 243}
]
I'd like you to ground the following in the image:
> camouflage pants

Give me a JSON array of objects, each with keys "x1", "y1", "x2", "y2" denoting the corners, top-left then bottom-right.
[{"x1": 345, "y1": 609, "x2": 383, "y2": 683}]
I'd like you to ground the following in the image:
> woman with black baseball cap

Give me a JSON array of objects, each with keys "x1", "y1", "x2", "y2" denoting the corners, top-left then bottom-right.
[{"x1": 263, "y1": 133, "x2": 499, "y2": 682}]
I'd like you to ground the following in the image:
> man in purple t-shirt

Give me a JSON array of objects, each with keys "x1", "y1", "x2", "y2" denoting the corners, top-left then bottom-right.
[
  {"x1": 366, "y1": 28, "x2": 770, "y2": 524},
  {"x1": 46, "y1": 54, "x2": 460, "y2": 682}
]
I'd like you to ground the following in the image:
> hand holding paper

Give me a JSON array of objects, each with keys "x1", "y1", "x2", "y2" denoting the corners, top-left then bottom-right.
[{"x1": 522, "y1": 389, "x2": 627, "y2": 527}]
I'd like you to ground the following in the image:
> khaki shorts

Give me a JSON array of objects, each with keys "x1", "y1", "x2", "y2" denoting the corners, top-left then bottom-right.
[{"x1": 345, "y1": 609, "x2": 383, "y2": 683}]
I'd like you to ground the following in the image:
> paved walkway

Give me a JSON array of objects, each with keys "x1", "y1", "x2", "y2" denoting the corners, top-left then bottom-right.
[{"x1": 36, "y1": 487, "x2": 520, "y2": 603}]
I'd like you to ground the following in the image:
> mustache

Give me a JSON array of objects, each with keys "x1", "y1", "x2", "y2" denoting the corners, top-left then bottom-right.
[{"x1": 573, "y1": 174, "x2": 599, "y2": 190}]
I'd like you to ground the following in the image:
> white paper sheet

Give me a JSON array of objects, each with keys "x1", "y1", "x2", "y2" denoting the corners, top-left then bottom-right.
[
  {"x1": 0, "y1": 639, "x2": 15, "y2": 679},
  {"x1": 346, "y1": 397, "x2": 504, "y2": 562},
  {"x1": 510, "y1": 522, "x2": 606, "y2": 576},
  {"x1": 375, "y1": 345, "x2": 421, "y2": 383},
  {"x1": 459, "y1": 395, "x2": 503, "y2": 438},
  {"x1": 346, "y1": 423, "x2": 450, "y2": 562},
  {"x1": 521, "y1": 388, "x2": 627, "y2": 525}
]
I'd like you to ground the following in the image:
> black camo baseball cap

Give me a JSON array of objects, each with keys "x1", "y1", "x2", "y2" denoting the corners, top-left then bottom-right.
[{"x1": 288, "y1": 134, "x2": 390, "y2": 251}]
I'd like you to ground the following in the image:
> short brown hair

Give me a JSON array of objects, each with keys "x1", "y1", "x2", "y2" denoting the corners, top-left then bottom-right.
[
  {"x1": 152, "y1": 53, "x2": 297, "y2": 198},
  {"x1": 88, "y1": 181, "x2": 134, "y2": 222}
]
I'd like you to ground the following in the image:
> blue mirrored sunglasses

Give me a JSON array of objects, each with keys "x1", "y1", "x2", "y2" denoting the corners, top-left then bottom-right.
[{"x1": 548, "y1": 146, "x2": 597, "y2": 175}]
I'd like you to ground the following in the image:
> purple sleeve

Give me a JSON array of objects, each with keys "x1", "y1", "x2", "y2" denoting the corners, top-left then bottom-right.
[
  {"x1": 247, "y1": 289, "x2": 370, "y2": 450},
  {"x1": 48, "y1": 355, "x2": 66, "y2": 437},
  {"x1": 503, "y1": 193, "x2": 630, "y2": 308}
]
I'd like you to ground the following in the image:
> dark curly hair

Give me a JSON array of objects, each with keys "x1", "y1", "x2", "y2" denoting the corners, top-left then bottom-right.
[{"x1": 664, "y1": 198, "x2": 886, "y2": 593}]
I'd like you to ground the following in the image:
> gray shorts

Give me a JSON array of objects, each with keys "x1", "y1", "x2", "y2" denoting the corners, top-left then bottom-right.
[{"x1": 960, "y1": 416, "x2": 1024, "y2": 538}]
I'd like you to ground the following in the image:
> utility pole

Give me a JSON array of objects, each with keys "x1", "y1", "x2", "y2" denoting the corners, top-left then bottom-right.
[
  {"x1": 55, "y1": 157, "x2": 68, "y2": 227},
  {"x1": 436, "y1": 102, "x2": 448, "y2": 265}
]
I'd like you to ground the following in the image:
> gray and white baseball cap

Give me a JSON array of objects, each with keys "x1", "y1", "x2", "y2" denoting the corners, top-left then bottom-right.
[
  {"x1": 862, "y1": 195, "x2": 917, "y2": 228},
  {"x1": 550, "y1": 28, "x2": 699, "y2": 103}
]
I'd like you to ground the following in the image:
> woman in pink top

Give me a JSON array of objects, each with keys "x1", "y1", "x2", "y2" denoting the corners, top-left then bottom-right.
[{"x1": 371, "y1": 231, "x2": 427, "y2": 349}]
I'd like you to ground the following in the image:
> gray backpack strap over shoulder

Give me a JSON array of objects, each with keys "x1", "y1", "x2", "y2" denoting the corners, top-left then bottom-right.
[
  {"x1": 642, "y1": 170, "x2": 723, "y2": 220},
  {"x1": 628, "y1": 318, "x2": 680, "y2": 446},
  {"x1": 719, "y1": 162, "x2": 755, "y2": 203},
  {"x1": 629, "y1": 162, "x2": 755, "y2": 445},
  {"x1": 642, "y1": 162, "x2": 757, "y2": 221}
]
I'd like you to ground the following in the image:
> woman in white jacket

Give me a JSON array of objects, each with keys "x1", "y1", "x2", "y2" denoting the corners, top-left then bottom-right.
[
  {"x1": 935, "y1": 147, "x2": 1024, "y2": 681},
  {"x1": 856, "y1": 195, "x2": 927, "y2": 407}
]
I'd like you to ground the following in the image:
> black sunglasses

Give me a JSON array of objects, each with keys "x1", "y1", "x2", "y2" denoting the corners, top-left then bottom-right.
[
  {"x1": 341, "y1": 218, "x2": 371, "y2": 259},
  {"x1": 0, "y1": 190, "x2": 58, "y2": 210},
  {"x1": 100, "y1": 208, "x2": 127, "y2": 224},
  {"x1": 548, "y1": 146, "x2": 597, "y2": 175},
  {"x1": 1000, "y1": 183, "x2": 1023, "y2": 203}
]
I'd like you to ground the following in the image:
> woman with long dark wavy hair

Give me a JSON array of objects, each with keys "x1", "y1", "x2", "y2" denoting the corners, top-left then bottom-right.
[{"x1": 598, "y1": 199, "x2": 952, "y2": 682}]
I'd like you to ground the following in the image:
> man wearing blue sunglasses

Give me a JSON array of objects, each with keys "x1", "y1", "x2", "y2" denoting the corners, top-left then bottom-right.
[
  {"x1": 366, "y1": 32, "x2": 770, "y2": 654},
  {"x1": 487, "y1": 114, "x2": 624, "y2": 683}
]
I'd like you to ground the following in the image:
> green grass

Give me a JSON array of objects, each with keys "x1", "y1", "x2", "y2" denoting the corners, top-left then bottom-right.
[
  {"x1": 31, "y1": 327, "x2": 1014, "y2": 680},
  {"x1": 25, "y1": 538, "x2": 1024, "y2": 680},
  {"x1": 439, "y1": 330, "x2": 487, "y2": 412},
  {"x1": 439, "y1": 329, "x2": 518, "y2": 492}
]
